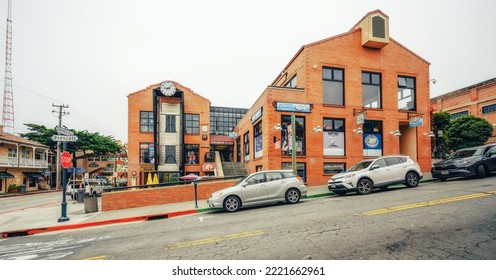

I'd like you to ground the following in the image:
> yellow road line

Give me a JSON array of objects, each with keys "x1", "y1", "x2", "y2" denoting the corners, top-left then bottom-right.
[
  {"x1": 362, "y1": 191, "x2": 496, "y2": 216},
  {"x1": 84, "y1": 255, "x2": 106, "y2": 260},
  {"x1": 166, "y1": 229, "x2": 264, "y2": 250}
]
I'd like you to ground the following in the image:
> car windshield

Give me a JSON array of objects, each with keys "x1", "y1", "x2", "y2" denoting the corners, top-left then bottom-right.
[
  {"x1": 449, "y1": 148, "x2": 482, "y2": 159},
  {"x1": 347, "y1": 160, "x2": 373, "y2": 172},
  {"x1": 231, "y1": 176, "x2": 247, "y2": 187}
]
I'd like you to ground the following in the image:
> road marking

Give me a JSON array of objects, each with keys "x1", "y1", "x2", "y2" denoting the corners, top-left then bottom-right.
[
  {"x1": 84, "y1": 255, "x2": 107, "y2": 260},
  {"x1": 166, "y1": 229, "x2": 264, "y2": 250},
  {"x1": 361, "y1": 191, "x2": 496, "y2": 216}
]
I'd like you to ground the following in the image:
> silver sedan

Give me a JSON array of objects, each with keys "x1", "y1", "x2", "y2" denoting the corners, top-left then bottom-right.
[{"x1": 208, "y1": 170, "x2": 307, "y2": 212}]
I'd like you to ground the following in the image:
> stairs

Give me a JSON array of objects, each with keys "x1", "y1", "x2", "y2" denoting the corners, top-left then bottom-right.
[{"x1": 221, "y1": 162, "x2": 248, "y2": 177}]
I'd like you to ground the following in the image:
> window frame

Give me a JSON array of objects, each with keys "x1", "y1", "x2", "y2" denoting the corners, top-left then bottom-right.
[
  {"x1": 322, "y1": 67, "x2": 345, "y2": 106},
  {"x1": 140, "y1": 111, "x2": 154, "y2": 133},
  {"x1": 397, "y1": 76, "x2": 416, "y2": 111},
  {"x1": 362, "y1": 71, "x2": 382, "y2": 109}
]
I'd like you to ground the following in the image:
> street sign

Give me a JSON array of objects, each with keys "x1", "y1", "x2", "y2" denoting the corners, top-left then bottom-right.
[
  {"x1": 67, "y1": 168, "x2": 86, "y2": 174},
  {"x1": 52, "y1": 135, "x2": 78, "y2": 142},
  {"x1": 60, "y1": 151, "x2": 72, "y2": 168},
  {"x1": 55, "y1": 126, "x2": 74, "y2": 136}
]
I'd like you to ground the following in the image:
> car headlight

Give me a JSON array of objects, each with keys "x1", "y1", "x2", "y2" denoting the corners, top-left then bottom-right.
[
  {"x1": 342, "y1": 174, "x2": 355, "y2": 180},
  {"x1": 212, "y1": 192, "x2": 223, "y2": 198}
]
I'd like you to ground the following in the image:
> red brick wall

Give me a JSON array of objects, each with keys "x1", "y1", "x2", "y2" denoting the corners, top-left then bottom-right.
[
  {"x1": 430, "y1": 80, "x2": 496, "y2": 143},
  {"x1": 237, "y1": 29, "x2": 431, "y2": 186},
  {"x1": 102, "y1": 179, "x2": 237, "y2": 211}
]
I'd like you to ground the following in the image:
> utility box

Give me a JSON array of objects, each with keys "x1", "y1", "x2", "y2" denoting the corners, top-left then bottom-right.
[{"x1": 84, "y1": 197, "x2": 98, "y2": 213}]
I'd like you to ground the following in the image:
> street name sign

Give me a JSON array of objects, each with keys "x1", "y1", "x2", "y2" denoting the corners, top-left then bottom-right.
[
  {"x1": 55, "y1": 126, "x2": 74, "y2": 136},
  {"x1": 52, "y1": 135, "x2": 78, "y2": 142}
]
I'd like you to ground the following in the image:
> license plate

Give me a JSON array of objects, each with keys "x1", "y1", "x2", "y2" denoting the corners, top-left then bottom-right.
[{"x1": 441, "y1": 171, "x2": 449, "y2": 175}]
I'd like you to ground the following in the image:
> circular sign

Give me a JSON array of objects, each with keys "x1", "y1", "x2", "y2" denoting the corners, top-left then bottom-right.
[{"x1": 60, "y1": 151, "x2": 72, "y2": 168}]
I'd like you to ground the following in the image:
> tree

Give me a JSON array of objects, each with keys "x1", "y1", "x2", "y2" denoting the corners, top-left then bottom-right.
[
  {"x1": 432, "y1": 111, "x2": 451, "y2": 158},
  {"x1": 21, "y1": 123, "x2": 121, "y2": 166},
  {"x1": 446, "y1": 115, "x2": 493, "y2": 151}
]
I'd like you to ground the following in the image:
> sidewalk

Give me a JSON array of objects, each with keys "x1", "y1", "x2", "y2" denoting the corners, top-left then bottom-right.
[{"x1": 1, "y1": 173, "x2": 435, "y2": 238}]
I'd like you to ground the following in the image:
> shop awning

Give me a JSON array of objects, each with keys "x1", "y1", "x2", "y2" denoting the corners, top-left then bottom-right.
[
  {"x1": 23, "y1": 172, "x2": 44, "y2": 178},
  {"x1": 0, "y1": 172, "x2": 14, "y2": 178}
]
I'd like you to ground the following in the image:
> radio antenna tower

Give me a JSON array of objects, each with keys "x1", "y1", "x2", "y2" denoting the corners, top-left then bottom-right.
[{"x1": 2, "y1": 0, "x2": 14, "y2": 134}]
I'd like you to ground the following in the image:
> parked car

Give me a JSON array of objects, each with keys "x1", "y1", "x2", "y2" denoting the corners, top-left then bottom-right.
[
  {"x1": 431, "y1": 144, "x2": 496, "y2": 181},
  {"x1": 207, "y1": 170, "x2": 307, "y2": 212},
  {"x1": 327, "y1": 155, "x2": 423, "y2": 195}
]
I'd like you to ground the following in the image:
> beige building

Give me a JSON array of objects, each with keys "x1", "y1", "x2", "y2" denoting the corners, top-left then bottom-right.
[{"x1": 0, "y1": 126, "x2": 51, "y2": 194}]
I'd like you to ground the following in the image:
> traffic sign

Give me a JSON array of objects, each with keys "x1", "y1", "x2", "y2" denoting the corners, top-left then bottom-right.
[
  {"x1": 60, "y1": 151, "x2": 72, "y2": 168},
  {"x1": 67, "y1": 168, "x2": 86, "y2": 174},
  {"x1": 55, "y1": 126, "x2": 74, "y2": 136},
  {"x1": 52, "y1": 135, "x2": 78, "y2": 142}
]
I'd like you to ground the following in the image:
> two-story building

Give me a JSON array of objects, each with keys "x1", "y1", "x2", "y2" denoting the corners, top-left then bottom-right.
[
  {"x1": 0, "y1": 126, "x2": 51, "y2": 194},
  {"x1": 234, "y1": 10, "x2": 433, "y2": 186}
]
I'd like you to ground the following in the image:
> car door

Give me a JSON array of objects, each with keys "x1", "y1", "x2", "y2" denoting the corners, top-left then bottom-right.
[
  {"x1": 384, "y1": 157, "x2": 405, "y2": 182},
  {"x1": 240, "y1": 173, "x2": 268, "y2": 204},
  {"x1": 484, "y1": 145, "x2": 496, "y2": 172},
  {"x1": 368, "y1": 158, "x2": 389, "y2": 185},
  {"x1": 264, "y1": 172, "x2": 285, "y2": 200}
]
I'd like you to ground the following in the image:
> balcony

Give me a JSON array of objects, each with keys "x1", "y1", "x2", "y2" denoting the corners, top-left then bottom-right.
[{"x1": 0, "y1": 155, "x2": 49, "y2": 168}]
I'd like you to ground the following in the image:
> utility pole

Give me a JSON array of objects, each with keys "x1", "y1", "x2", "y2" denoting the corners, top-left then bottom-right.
[{"x1": 52, "y1": 104, "x2": 69, "y2": 190}]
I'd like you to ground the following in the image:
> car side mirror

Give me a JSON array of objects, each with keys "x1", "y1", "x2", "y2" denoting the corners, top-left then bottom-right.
[{"x1": 370, "y1": 165, "x2": 380, "y2": 170}]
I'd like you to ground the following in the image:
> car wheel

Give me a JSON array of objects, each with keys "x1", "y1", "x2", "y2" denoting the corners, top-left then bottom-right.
[
  {"x1": 476, "y1": 165, "x2": 486, "y2": 179},
  {"x1": 332, "y1": 190, "x2": 347, "y2": 196},
  {"x1": 285, "y1": 188, "x2": 301, "y2": 204},
  {"x1": 357, "y1": 178, "x2": 373, "y2": 195},
  {"x1": 405, "y1": 172, "x2": 420, "y2": 188},
  {"x1": 223, "y1": 196, "x2": 240, "y2": 212}
]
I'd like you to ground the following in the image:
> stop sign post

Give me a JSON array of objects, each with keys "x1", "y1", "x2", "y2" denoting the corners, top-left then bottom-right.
[{"x1": 60, "y1": 151, "x2": 72, "y2": 168}]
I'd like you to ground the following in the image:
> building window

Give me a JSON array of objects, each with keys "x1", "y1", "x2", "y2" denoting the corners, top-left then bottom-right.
[
  {"x1": 482, "y1": 104, "x2": 496, "y2": 114},
  {"x1": 210, "y1": 107, "x2": 248, "y2": 136},
  {"x1": 281, "y1": 115, "x2": 305, "y2": 156},
  {"x1": 165, "y1": 115, "x2": 176, "y2": 133},
  {"x1": 140, "y1": 143, "x2": 154, "y2": 163},
  {"x1": 164, "y1": 145, "x2": 177, "y2": 164},
  {"x1": 253, "y1": 121, "x2": 263, "y2": 159},
  {"x1": 21, "y1": 148, "x2": 29, "y2": 159},
  {"x1": 398, "y1": 76, "x2": 416, "y2": 111},
  {"x1": 362, "y1": 72, "x2": 382, "y2": 108},
  {"x1": 185, "y1": 144, "x2": 199, "y2": 164},
  {"x1": 324, "y1": 162, "x2": 346, "y2": 175},
  {"x1": 451, "y1": 111, "x2": 468, "y2": 119},
  {"x1": 323, "y1": 67, "x2": 344, "y2": 106},
  {"x1": 243, "y1": 132, "x2": 250, "y2": 161},
  {"x1": 185, "y1": 114, "x2": 200, "y2": 134},
  {"x1": 323, "y1": 118, "x2": 345, "y2": 156},
  {"x1": 282, "y1": 162, "x2": 306, "y2": 182},
  {"x1": 140, "y1": 111, "x2": 154, "y2": 133},
  {"x1": 363, "y1": 120, "x2": 383, "y2": 157},
  {"x1": 284, "y1": 75, "x2": 297, "y2": 88},
  {"x1": 8, "y1": 148, "x2": 17, "y2": 158}
]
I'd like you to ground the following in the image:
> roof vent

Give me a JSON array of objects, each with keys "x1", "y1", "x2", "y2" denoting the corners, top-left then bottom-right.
[{"x1": 353, "y1": 11, "x2": 390, "y2": 49}]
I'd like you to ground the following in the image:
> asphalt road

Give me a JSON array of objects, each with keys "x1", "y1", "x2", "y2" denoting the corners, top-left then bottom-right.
[{"x1": 1, "y1": 177, "x2": 495, "y2": 260}]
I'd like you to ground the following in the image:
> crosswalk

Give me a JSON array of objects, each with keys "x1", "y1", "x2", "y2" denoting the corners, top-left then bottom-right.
[{"x1": 0, "y1": 236, "x2": 110, "y2": 260}]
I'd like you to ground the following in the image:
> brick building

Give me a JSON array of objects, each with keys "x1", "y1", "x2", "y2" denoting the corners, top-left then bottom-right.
[
  {"x1": 127, "y1": 82, "x2": 247, "y2": 186},
  {"x1": 430, "y1": 77, "x2": 496, "y2": 143},
  {"x1": 234, "y1": 10, "x2": 433, "y2": 186}
]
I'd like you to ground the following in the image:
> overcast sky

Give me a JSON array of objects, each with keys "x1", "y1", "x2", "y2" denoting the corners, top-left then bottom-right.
[{"x1": 1, "y1": 0, "x2": 495, "y2": 142}]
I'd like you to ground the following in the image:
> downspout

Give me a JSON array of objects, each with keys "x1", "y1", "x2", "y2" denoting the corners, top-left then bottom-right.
[
  {"x1": 153, "y1": 90, "x2": 159, "y2": 172},
  {"x1": 180, "y1": 90, "x2": 185, "y2": 176}
]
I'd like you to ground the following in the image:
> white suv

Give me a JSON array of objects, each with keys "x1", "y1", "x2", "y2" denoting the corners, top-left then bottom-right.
[{"x1": 328, "y1": 155, "x2": 423, "y2": 195}]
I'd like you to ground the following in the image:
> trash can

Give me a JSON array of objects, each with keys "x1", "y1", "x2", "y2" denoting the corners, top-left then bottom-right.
[
  {"x1": 84, "y1": 197, "x2": 99, "y2": 213},
  {"x1": 77, "y1": 189, "x2": 85, "y2": 203},
  {"x1": 20, "y1": 184, "x2": 26, "y2": 194}
]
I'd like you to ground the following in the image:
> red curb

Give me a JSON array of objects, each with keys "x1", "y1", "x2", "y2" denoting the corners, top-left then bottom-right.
[{"x1": 1, "y1": 208, "x2": 201, "y2": 238}]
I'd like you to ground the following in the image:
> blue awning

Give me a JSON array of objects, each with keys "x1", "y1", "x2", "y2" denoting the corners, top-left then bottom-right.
[
  {"x1": 23, "y1": 172, "x2": 44, "y2": 178},
  {"x1": 0, "y1": 172, "x2": 14, "y2": 178}
]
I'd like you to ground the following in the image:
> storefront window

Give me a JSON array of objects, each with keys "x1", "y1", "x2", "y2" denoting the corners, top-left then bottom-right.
[
  {"x1": 324, "y1": 162, "x2": 346, "y2": 175},
  {"x1": 363, "y1": 120, "x2": 383, "y2": 157},
  {"x1": 281, "y1": 115, "x2": 305, "y2": 156},
  {"x1": 185, "y1": 144, "x2": 199, "y2": 164},
  {"x1": 253, "y1": 121, "x2": 263, "y2": 158},
  {"x1": 140, "y1": 143, "x2": 154, "y2": 163},
  {"x1": 323, "y1": 118, "x2": 345, "y2": 156},
  {"x1": 243, "y1": 132, "x2": 250, "y2": 161}
]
